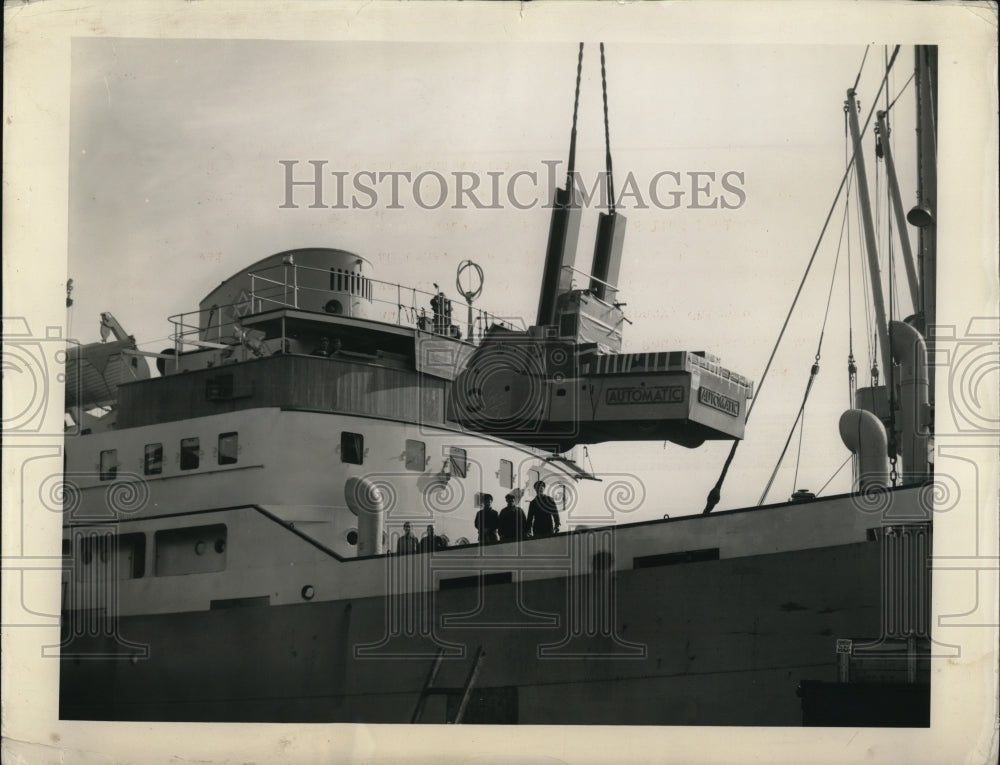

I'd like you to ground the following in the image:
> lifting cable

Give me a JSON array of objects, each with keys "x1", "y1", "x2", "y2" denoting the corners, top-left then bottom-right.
[
  {"x1": 567, "y1": 43, "x2": 584, "y2": 183},
  {"x1": 702, "y1": 44, "x2": 901, "y2": 514},
  {"x1": 600, "y1": 43, "x2": 616, "y2": 214}
]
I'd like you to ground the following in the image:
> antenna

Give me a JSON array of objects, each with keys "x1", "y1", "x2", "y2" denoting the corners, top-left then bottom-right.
[{"x1": 456, "y1": 260, "x2": 484, "y2": 341}]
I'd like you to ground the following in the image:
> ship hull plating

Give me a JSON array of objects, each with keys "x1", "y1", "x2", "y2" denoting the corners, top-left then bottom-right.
[{"x1": 61, "y1": 538, "x2": 900, "y2": 726}]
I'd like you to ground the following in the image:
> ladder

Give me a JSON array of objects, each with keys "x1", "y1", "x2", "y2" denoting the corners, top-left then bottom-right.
[{"x1": 410, "y1": 645, "x2": 486, "y2": 724}]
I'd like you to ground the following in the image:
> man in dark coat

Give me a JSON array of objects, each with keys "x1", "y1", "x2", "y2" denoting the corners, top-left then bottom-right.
[
  {"x1": 497, "y1": 493, "x2": 528, "y2": 543},
  {"x1": 420, "y1": 524, "x2": 444, "y2": 553},
  {"x1": 527, "y1": 481, "x2": 560, "y2": 538},
  {"x1": 396, "y1": 521, "x2": 418, "y2": 554},
  {"x1": 474, "y1": 494, "x2": 499, "y2": 544}
]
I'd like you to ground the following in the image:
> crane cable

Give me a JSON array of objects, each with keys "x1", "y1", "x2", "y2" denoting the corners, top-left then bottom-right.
[
  {"x1": 702, "y1": 44, "x2": 901, "y2": 514},
  {"x1": 566, "y1": 43, "x2": 584, "y2": 183},
  {"x1": 600, "y1": 42, "x2": 616, "y2": 215}
]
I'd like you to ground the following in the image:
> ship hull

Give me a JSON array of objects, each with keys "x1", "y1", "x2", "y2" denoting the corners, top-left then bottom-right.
[{"x1": 60, "y1": 536, "x2": 909, "y2": 726}]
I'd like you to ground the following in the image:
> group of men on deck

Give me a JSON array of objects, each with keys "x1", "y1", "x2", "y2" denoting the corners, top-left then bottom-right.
[
  {"x1": 392, "y1": 481, "x2": 561, "y2": 554},
  {"x1": 394, "y1": 522, "x2": 446, "y2": 554},
  {"x1": 474, "y1": 481, "x2": 560, "y2": 544}
]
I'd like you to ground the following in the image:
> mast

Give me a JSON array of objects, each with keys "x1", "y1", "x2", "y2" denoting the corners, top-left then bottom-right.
[{"x1": 908, "y1": 45, "x2": 937, "y2": 405}]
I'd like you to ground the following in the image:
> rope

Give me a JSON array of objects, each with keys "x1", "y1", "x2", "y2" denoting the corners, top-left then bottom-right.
[
  {"x1": 702, "y1": 45, "x2": 901, "y2": 514},
  {"x1": 600, "y1": 42, "x2": 615, "y2": 214}
]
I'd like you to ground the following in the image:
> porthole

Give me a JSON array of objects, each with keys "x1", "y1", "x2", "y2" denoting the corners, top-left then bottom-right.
[
  {"x1": 195, "y1": 541, "x2": 206, "y2": 556},
  {"x1": 346, "y1": 529, "x2": 358, "y2": 546},
  {"x1": 214, "y1": 539, "x2": 226, "y2": 554},
  {"x1": 301, "y1": 585, "x2": 315, "y2": 601}
]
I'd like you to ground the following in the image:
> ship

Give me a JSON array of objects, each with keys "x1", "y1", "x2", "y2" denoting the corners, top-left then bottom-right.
[{"x1": 58, "y1": 44, "x2": 937, "y2": 727}]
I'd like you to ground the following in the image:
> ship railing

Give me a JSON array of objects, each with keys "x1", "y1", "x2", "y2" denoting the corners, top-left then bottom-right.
[
  {"x1": 166, "y1": 267, "x2": 518, "y2": 359},
  {"x1": 245, "y1": 261, "x2": 519, "y2": 341}
]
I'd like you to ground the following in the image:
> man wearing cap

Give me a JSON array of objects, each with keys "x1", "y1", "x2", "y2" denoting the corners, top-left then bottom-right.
[
  {"x1": 527, "y1": 481, "x2": 560, "y2": 538},
  {"x1": 474, "y1": 494, "x2": 500, "y2": 544},
  {"x1": 497, "y1": 493, "x2": 528, "y2": 543}
]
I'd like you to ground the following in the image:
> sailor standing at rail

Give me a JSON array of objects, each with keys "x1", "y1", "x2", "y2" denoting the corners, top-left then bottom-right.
[
  {"x1": 527, "y1": 481, "x2": 560, "y2": 538},
  {"x1": 497, "y1": 493, "x2": 528, "y2": 543},
  {"x1": 474, "y1": 494, "x2": 499, "y2": 544},
  {"x1": 396, "y1": 522, "x2": 418, "y2": 555}
]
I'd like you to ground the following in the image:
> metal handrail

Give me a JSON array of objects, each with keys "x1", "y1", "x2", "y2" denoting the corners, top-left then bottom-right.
[{"x1": 166, "y1": 265, "x2": 518, "y2": 355}]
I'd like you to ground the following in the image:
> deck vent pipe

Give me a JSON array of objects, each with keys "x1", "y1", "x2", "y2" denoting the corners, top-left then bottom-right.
[
  {"x1": 839, "y1": 409, "x2": 890, "y2": 492},
  {"x1": 889, "y1": 319, "x2": 931, "y2": 482}
]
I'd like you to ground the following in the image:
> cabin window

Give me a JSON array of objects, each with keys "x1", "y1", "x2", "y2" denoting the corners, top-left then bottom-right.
[
  {"x1": 155, "y1": 524, "x2": 227, "y2": 576},
  {"x1": 499, "y1": 459, "x2": 513, "y2": 489},
  {"x1": 449, "y1": 446, "x2": 467, "y2": 478},
  {"x1": 341, "y1": 431, "x2": 364, "y2": 465},
  {"x1": 99, "y1": 449, "x2": 118, "y2": 481},
  {"x1": 180, "y1": 437, "x2": 200, "y2": 470},
  {"x1": 528, "y1": 468, "x2": 541, "y2": 489},
  {"x1": 218, "y1": 432, "x2": 239, "y2": 465},
  {"x1": 144, "y1": 443, "x2": 163, "y2": 475},
  {"x1": 405, "y1": 439, "x2": 426, "y2": 471}
]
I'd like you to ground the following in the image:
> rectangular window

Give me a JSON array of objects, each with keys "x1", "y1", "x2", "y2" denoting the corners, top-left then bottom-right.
[
  {"x1": 499, "y1": 459, "x2": 514, "y2": 489},
  {"x1": 341, "y1": 431, "x2": 364, "y2": 465},
  {"x1": 155, "y1": 524, "x2": 227, "y2": 577},
  {"x1": 449, "y1": 446, "x2": 467, "y2": 478},
  {"x1": 528, "y1": 468, "x2": 541, "y2": 490},
  {"x1": 144, "y1": 443, "x2": 163, "y2": 475},
  {"x1": 405, "y1": 439, "x2": 426, "y2": 471},
  {"x1": 99, "y1": 449, "x2": 117, "y2": 481},
  {"x1": 218, "y1": 432, "x2": 239, "y2": 465},
  {"x1": 180, "y1": 437, "x2": 200, "y2": 470}
]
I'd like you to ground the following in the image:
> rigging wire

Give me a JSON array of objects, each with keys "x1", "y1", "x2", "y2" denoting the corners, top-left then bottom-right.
[
  {"x1": 792, "y1": 191, "x2": 851, "y2": 493},
  {"x1": 853, "y1": 45, "x2": 871, "y2": 91},
  {"x1": 886, "y1": 71, "x2": 916, "y2": 115},
  {"x1": 757, "y1": 361, "x2": 820, "y2": 505},
  {"x1": 843, "y1": 109, "x2": 859, "y2": 409},
  {"x1": 816, "y1": 454, "x2": 855, "y2": 497},
  {"x1": 702, "y1": 45, "x2": 902, "y2": 514}
]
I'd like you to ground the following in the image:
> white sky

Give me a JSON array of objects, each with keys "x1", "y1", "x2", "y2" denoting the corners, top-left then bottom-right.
[{"x1": 68, "y1": 39, "x2": 923, "y2": 516}]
